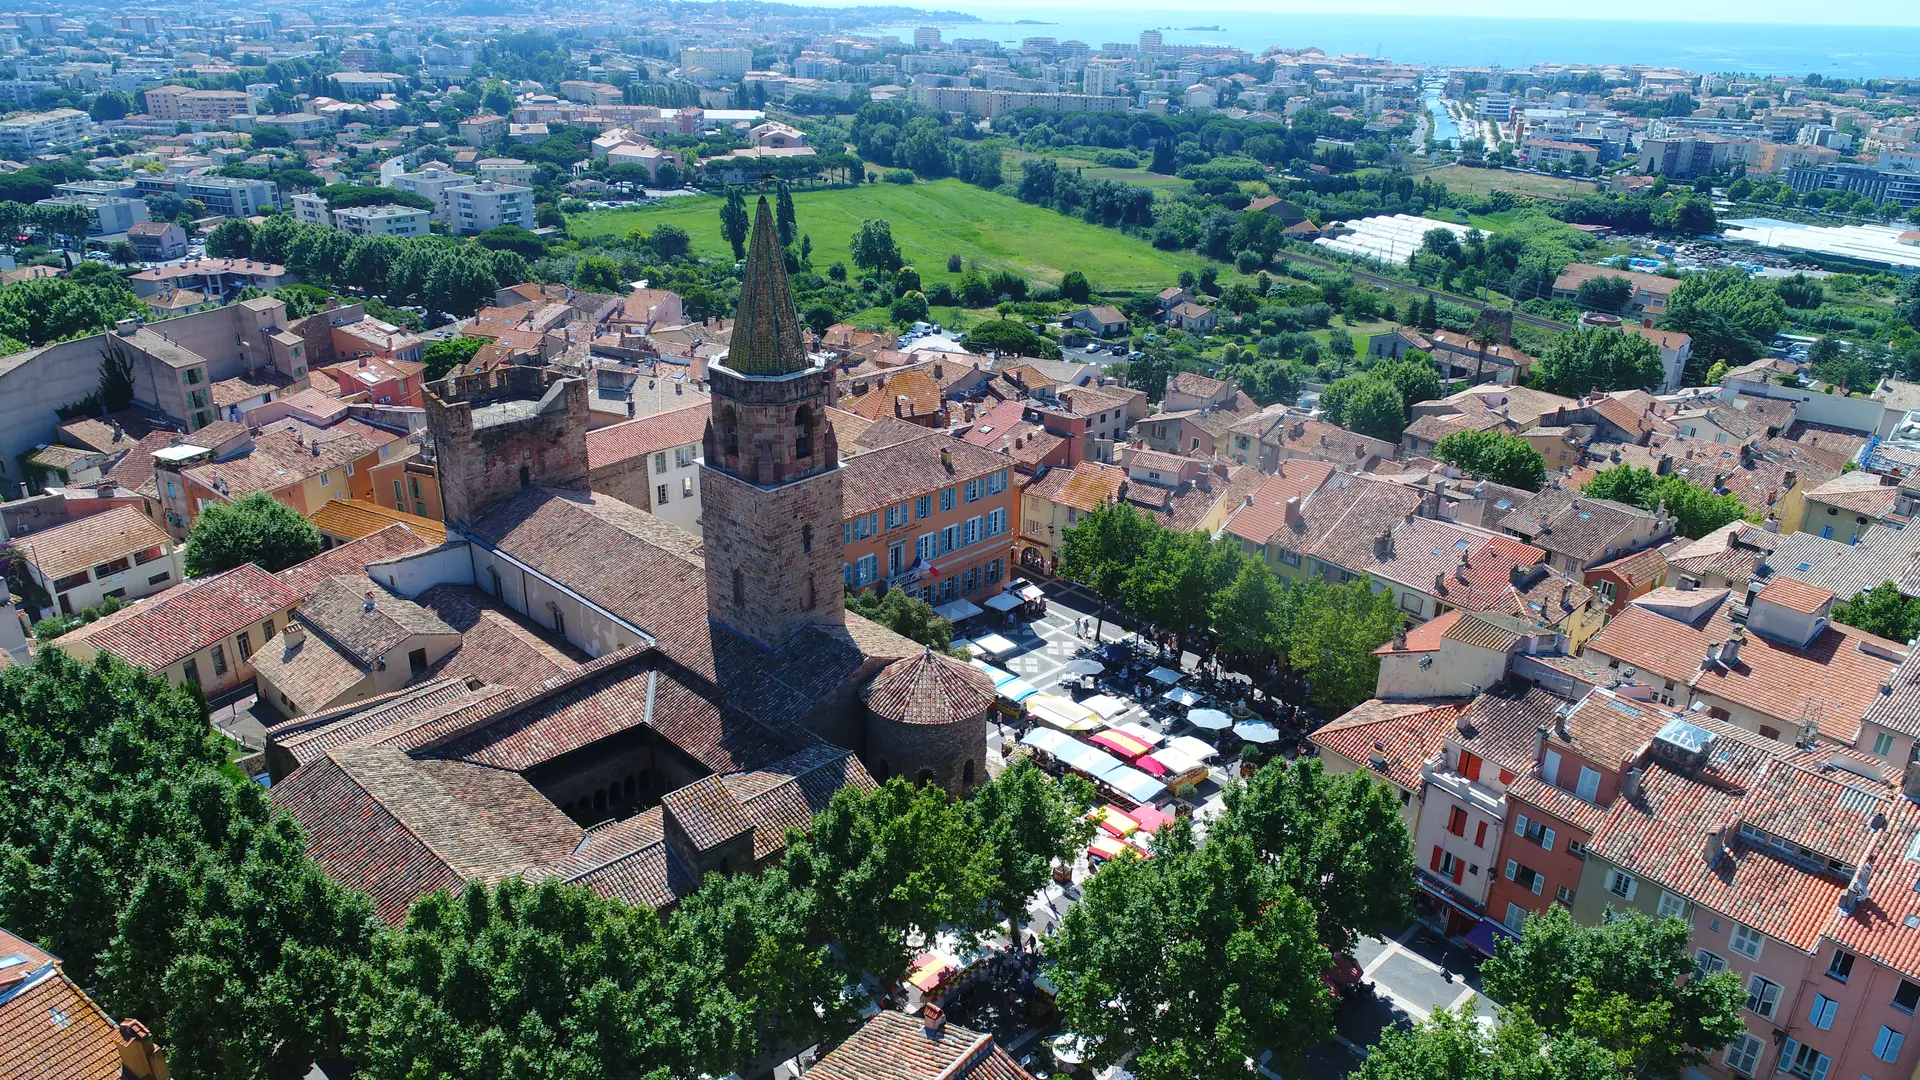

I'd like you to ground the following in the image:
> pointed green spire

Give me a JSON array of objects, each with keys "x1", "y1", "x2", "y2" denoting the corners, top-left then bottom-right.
[{"x1": 725, "y1": 195, "x2": 809, "y2": 376}]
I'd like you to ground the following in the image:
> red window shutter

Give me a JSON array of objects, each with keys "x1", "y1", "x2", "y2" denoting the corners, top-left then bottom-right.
[
  {"x1": 1475, "y1": 821, "x2": 1488, "y2": 847},
  {"x1": 1448, "y1": 806, "x2": 1466, "y2": 836},
  {"x1": 1499, "y1": 768, "x2": 1515, "y2": 785},
  {"x1": 1452, "y1": 859, "x2": 1465, "y2": 884},
  {"x1": 1460, "y1": 751, "x2": 1482, "y2": 782},
  {"x1": 1431, "y1": 846, "x2": 1443, "y2": 872}
]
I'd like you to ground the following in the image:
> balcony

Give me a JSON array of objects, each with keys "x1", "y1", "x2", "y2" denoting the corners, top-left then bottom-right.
[{"x1": 1422, "y1": 753, "x2": 1506, "y2": 818}]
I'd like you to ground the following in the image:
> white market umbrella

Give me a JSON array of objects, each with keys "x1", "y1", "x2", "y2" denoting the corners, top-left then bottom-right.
[
  {"x1": 1234, "y1": 720, "x2": 1281, "y2": 744},
  {"x1": 1062, "y1": 657, "x2": 1105, "y2": 676},
  {"x1": 1188, "y1": 708, "x2": 1233, "y2": 731}
]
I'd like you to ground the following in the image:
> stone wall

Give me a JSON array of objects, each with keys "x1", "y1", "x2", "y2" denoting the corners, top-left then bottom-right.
[
  {"x1": 864, "y1": 708, "x2": 987, "y2": 797},
  {"x1": 425, "y1": 366, "x2": 589, "y2": 527},
  {"x1": 700, "y1": 463, "x2": 844, "y2": 651}
]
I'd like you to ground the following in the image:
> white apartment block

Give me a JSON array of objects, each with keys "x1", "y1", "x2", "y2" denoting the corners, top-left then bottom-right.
[
  {"x1": 448, "y1": 181, "x2": 534, "y2": 234},
  {"x1": 174, "y1": 175, "x2": 279, "y2": 217},
  {"x1": 0, "y1": 108, "x2": 91, "y2": 154},
  {"x1": 680, "y1": 46, "x2": 751, "y2": 80},
  {"x1": 143, "y1": 85, "x2": 255, "y2": 122},
  {"x1": 333, "y1": 204, "x2": 431, "y2": 238},
  {"x1": 1083, "y1": 58, "x2": 1131, "y2": 96},
  {"x1": 34, "y1": 193, "x2": 148, "y2": 236},
  {"x1": 385, "y1": 165, "x2": 468, "y2": 219}
]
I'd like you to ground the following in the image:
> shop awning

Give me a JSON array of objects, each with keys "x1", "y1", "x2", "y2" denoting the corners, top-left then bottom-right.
[
  {"x1": 1082, "y1": 694, "x2": 1132, "y2": 720},
  {"x1": 1088, "y1": 729, "x2": 1154, "y2": 758},
  {"x1": 1092, "y1": 804, "x2": 1138, "y2": 837},
  {"x1": 971, "y1": 660, "x2": 1019, "y2": 688},
  {"x1": 1146, "y1": 666, "x2": 1184, "y2": 685},
  {"x1": 983, "y1": 591, "x2": 1023, "y2": 611},
  {"x1": 1104, "y1": 765, "x2": 1166, "y2": 805},
  {"x1": 1465, "y1": 917, "x2": 1519, "y2": 958},
  {"x1": 1001, "y1": 677, "x2": 1042, "y2": 703},
  {"x1": 1164, "y1": 735, "x2": 1218, "y2": 761},
  {"x1": 935, "y1": 599, "x2": 984, "y2": 622},
  {"x1": 1028, "y1": 694, "x2": 1101, "y2": 732},
  {"x1": 1017, "y1": 584, "x2": 1046, "y2": 602},
  {"x1": 1088, "y1": 835, "x2": 1132, "y2": 861},
  {"x1": 1020, "y1": 727, "x2": 1076, "y2": 756}
]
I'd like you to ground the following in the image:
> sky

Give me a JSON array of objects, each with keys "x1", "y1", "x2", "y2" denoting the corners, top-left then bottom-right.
[{"x1": 845, "y1": 0, "x2": 1920, "y2": 26}]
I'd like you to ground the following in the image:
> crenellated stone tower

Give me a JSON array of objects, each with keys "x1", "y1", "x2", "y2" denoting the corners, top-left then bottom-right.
[{"x1": 700, "y1": 196, "x2": 845, "y2": 650}]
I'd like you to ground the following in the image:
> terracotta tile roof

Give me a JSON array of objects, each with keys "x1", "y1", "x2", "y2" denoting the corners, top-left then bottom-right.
[
  {"x1": 1584, "y1": 595, "x2": 1903, "y2": 742},
  {"x1": 958, "y1": 399, "x2": 1027, "y2": 449},
  {"x1": 1167, "y1": 371, "x2": 1229, "y2": 401},
  {"x1": 1806, "y1": 473, "x2": 1900, "y2": 516},
  {"x1": 841, "y1": 369, "x2": 943, "y2": 422},
  {"x1": 183, "y1": 425, "x2": 378, "y2": 500},
  {"x1": 1444, "y1": 610, "x2": 1531, "y2": 652},
  {"x1": 1373, "y1": 609, "x2": 1464, "y2": 655},
  {"x1": 1587, "y1": 717, "x2": 1879, "y2": 954},
  {"x1": 0, "y1": 934, "x2": 121, "y2": 1080},
  {"x1": 723, "y1": 745, "x2": 875, "y2": 860},
  {"x1": 268, "y1": 679, "x2": 504, "y2": 773},
  {"x1": 544, "y1": 805, "x2": 698, "y2": 909},
  {"x1": 1549, "y1": 689, "x2": 1675, "y2": 775},
  {"x1": 1222, "y1": 459, "x2": 1338, "y2": 544},
  {"x1": 1590, "y1": 395, "x2": 1652, "y2": 438},
  {"x1": 1507, "y1": 772, "x2": 1607, "y2": 834},
  {"x1": 1457, "y1": 685, "x2": 1565, "y2": 772},
  {"x1": 101, "y1": 430, "x2": 183, "y2": 495},
  {"x1": 584, "y1": 402, "x2": 711, "y2": 470},
  {"x1": 1588, "y1": 545, "x2": 1668, "y2": 589},
  {"x1": 55, "y1": 563, "x2": 301, "y2": 669},
  {"x1": 1309, "y1": 699, "x2": 1475, "y2": 792},
  {"x1": 1826, "y1": 798, "x2": 1920, "y2": 978},
  {"x1": 277, "y1": 524, "x2": 434, "y2": 598},
  {"x1": 809, "y1": 1011, "x2": 1035, "y2": 1080},
  {"x1": 839, "y1": 434, "x2": 1010, "y2": 519},
  {"x1": 309, "y1": 498, "x2": 447, "y2": 545},
  {"x1": 413, "y1": 584, "x2": 582, "y2": 687},
  {"x1": 1755, "y1": 575, "x2": 1833, "y2": 615},
  {"x1": 15, "y1": 505, "x2": 169, "y2": 581},
  {"x1": 864, "y1": 648, "x2": 997, "y2": 725},
  {"x1": 1031, "y1": 460, "x2": 1125, "y2": 515},
  {"x1": 271, "y1": 745, "x2": 581, "y2": 923}
]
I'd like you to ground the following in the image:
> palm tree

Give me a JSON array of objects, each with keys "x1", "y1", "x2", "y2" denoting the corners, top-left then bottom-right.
[{"x1": 1471, "y1": 326, "x2": 1500, "y2": 385}]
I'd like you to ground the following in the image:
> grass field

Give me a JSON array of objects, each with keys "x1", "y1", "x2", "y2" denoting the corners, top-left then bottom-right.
[
  {"x1": 569, "y1": 178, "x2": 1217, "y2": 296},
  {"x1": 1422, "y1": 164, "x2": 1598, "y2": 201},
  {"x1": 999, "y1": 145, "x2": 1193, "y2": 192}
]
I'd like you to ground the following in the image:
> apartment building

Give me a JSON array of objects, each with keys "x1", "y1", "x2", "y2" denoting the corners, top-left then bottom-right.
[
  {"x1": 332, "y1": 203, "x2": 431, "y2": 238},
  {"x1": 475, "y1": 157, "x2": 537, "y2": 184},
  {"x1": 13, "y1": 505, "x2": 181, "y2": 616},
  {"x1": 142, "y1": 85, "x2": 254, "y2": 122},
  {"x1": 680, "y1": 46, "x2": 752, "y2": 80},
  {"x1": 172, "y1": 174, "x2": 279, "y2": 217},
  {"x1": 907, "y1": 85, "x2": 1130, "y2": 117},
  {"x1": 839, "y1": 429, "x2": 1017, "y2": 608},
  {"x1": 32, "y1": 192, "x2": 148, "y2": 236},
  {"x1": 52, "y1": 562, "x2": 302, "y2": 696},
  {"x1": 458, "y1": 113, "x2": 508, "y2": 143},
  {"x1": 384, "y1": 165, "x2": 469, "y2": 219},
  {"x1": 585, "y1": 401, "x2": 709, "y2": 537},
  {"x1": 0, "y1": 107, "x2": 90, "y2": 154},
  {"x1": 151, "y1": 422, "x2": 391, "y2": 538},
  {"x1": 448, "y1": 181, "x2": 534, "y2": 234}
]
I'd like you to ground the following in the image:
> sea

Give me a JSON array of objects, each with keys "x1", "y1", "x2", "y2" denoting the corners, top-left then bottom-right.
[{"x1": 843, "y1": 5, "x2": 1920, "y2": 78}]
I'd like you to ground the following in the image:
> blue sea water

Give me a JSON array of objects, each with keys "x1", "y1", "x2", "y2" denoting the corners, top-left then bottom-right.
[{"x1": 853, "y1": 6, "x2": 1920, "y2": 77}]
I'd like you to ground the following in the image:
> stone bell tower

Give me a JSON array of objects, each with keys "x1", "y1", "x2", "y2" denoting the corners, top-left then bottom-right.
[{"x1": 700, "y1": 196, "x2": 845, "y2": 650}]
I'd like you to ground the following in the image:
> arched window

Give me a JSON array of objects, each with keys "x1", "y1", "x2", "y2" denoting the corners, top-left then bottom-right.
[
  {"x1": 917, "y1": 768, "x2": 935, "y2": 787},
  {"x1": 623, "y1": 775, "x2": 637, "y2": 798},
  {"x1": 963, "y1": 759, "x2": 975, "y2": 788},
  {"x1": 519, "y1": 463, "x2": 531, "y2": 487},
  {"x1": 593, "y1": 789, "x2": 606, "y2": 811},
  {"x1": 802, "y1": 524, "x2": 813, "y2": 553},
  {"x1": 875, "y1": 758, "x2": 890, "y2": 782},
  {"x1": 794, "y1": 405, "x2": 814, "y2": 460},
  {"x1": 732, "y1": 568, "x2": 745, "y2": 606}
]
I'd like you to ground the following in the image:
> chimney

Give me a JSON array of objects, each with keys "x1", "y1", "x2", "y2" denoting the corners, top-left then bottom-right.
[
  {"x1": 311, "y1": 441, "x2": 321, "y2": 456},
  {"x1": 117, "y1": 1019, "x2": 168, "y2": 1080},
  {"x1": 1560, "y1": 581, "x2": 1572, "y2": 609},
  {"x1": 1641, "y1": 318, "x2": 1652, "y2": 329},
  {"x1": 1434, "y1": 571, "x2": 1447, "y2": 595},
  {"x1": 1905, "y1": 748, "x2": 1920, "y2": 801},
  {"x1": 284, "y1": 622, "x2": 305, "y2": 647},
  {"x1": 1373, "y1": 530, "x2": 1394, "y2": 560},
  {"x1": 923, "y1": 1003, "x2": 947, "y2": 1036},
  {"x1": 1784, "y1": 470, "x2": 1797, "y2": 490},
  {"x1": 1622, "y1": 767, "x2": 1644, "y2": 801},
  {"x1": 1510, "y1": 563, "x2": 1527, "y2": 586},
  {"x1": 1534, "y1": 724, "x2": 1549, "y2": 763},
  {"x1": 1283, "y1": 496, "x2": 1302, "y2": 525},
  {"x1": 1243, "y1": 493, "x2": 1254, "y2": 508},
  {"x1": 1656, "y1": 454, "x2": 1672, "y2": 477},
  {"x1": 1704, "y1": 827, "x2": 1724, "y2": 867},
  {"x1": 1721, "y1": 631, "x2": 1743, "y2": 666},
  {"x1": 111, "y1": 420, "x2": 124, "y2": 442},
  {"x1": 940, "y1": 446, "x2": 953, "y2": 472},
  {"x1": 1842, "y1": 855, "x2": 1875, "y2": 911},
  {"x1": 1392, "y1": 627, "x2": 1408, "y2": 651}
]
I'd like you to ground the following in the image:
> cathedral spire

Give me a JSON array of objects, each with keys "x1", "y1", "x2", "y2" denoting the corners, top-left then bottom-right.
[{"x1": 725, "y1": 195, "x2": 808, "y2": 377}]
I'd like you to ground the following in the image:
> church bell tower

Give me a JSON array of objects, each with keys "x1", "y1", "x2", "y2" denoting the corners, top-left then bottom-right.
[{"x1": 700, "y1": 196, "x2": 845, "y2": 650}]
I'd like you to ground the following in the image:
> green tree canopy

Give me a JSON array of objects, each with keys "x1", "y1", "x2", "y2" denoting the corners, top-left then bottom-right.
[
  {"x1": 1663, "y1": 268, "x2": 1786, "y2": 370},
  {"x1": 1058, "y1": 500, "x2": 1156, "y2": 635},
  {"x1": 1580, "y1": 464, "x2": 1752, "y2": 539},
  {"x1": 959, "y1": 317, "x2": 1059, "y2": 359},
  {"x1": 1575, "y1": 274, "x2": 1635, "y2": 314},
  {"x1": 1216, "y1": 757, "x2": 1414, "y2": 953},
  {"x1": 783, "y1": 779, "x2": 996, "y2": 980},
  {"x1": 184, "y1": 491, "x2": 323, "y2": 576},
  {"x1": 1048, "y1": 819, "x2": 1334, "y2": 1080},
  {"x1": 0, "y1": 650, "x2": 377, "y2": 1079},
  {"x1": 1060, "y1": 269, "x2": 1092, "y2": 303},
  {"x1": 1434, "y1": 429, "x2": 1548, "y2": 491},
  {"x1": 353, "y1": 878, "x2": 752, "y2": 1080},
  {"x1": 1481, "y1": 906, "x2": 1745, "y2": 1079},
  {"x1": 975, "y1": 758, "x2": 1095, "y2": 944},
  {"x1": 1320, "y1": 373, "x2": 1411, "y2": 441},
  {"x1": 1831, "y1": 580, "x2": 1920, "y2": 643},
  {"x1": 718, "y1": 187, "x2": 750, "y2": 260},
  {"x1": 0, "y1": 275, "x2": 144, "y2": 347},
  {"x1": 1532, "y1": 327, "x2": 1665, "y2": 397},
  {"x1": 1356, "y1": 1004, "x2": 1622, "y2": 1080},
  {"x1": 846, "y1": 587, "x2": 955, "y2": 651},
  {"x1": 849, "y1": 217, "x2": 903, "y2": 273}
]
